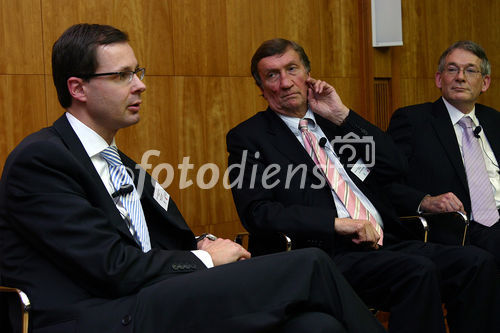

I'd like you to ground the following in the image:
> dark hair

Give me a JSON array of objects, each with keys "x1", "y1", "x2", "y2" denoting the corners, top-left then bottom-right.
[
  {"x1": 250, "y1": 38, "x2": 310, "y2": 87},
  {"x1": 437, "y1": 40, "x2": 491, "y2": 76},
  {"x1": 52, "y1": 23, "x2": 129, "y2": 108}
]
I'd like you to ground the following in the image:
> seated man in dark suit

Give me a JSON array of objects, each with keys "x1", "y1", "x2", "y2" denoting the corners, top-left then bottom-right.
[
  {"x1": 226, "y1": 38, "x2": 499, "y2": 333},
  {"x1": 0, "y1": 24, "x2": 386, "y2": 333},
  {"x1": 387, "y1": 40, "x2": 500, "y2": 266}
]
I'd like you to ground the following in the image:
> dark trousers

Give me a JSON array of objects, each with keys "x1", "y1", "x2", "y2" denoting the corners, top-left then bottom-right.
[
  {"x1": 332, "y1": 240, "x2": 498, "y2": 333},
  {"x1": 468, "y1": 219, "x2": 500, "y2": 267},
  {"x1": 132, "y1": 248, "x2": 385, "y2": 333}
]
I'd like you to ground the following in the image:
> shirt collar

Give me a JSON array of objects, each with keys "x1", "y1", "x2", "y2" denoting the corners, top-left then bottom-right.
[
  {"x1": 276, "y1": 109, "x2": 317, "y2": 135},
  {"x1": 442, "y1": 97, "x2": 478, "y2": 127},
  {"x1": 65, "y1": 112, "x2": 116, "y2": 158}
]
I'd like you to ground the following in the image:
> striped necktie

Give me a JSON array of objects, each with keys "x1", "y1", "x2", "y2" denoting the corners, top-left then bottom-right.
[
  {"x1": 299, "y1": 119, "x2": 383, "y2": 245},
  {"x1": 101, "y1": 146, "x2": 152, "y2": 252},
  {"x1": 458, "y1": 117, "x2": 499, "y2": 226}
]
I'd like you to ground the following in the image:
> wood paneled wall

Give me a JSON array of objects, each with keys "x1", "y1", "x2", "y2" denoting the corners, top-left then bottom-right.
[{"x1": 1, "y1": 0, "x2": 499, "y2": 239}]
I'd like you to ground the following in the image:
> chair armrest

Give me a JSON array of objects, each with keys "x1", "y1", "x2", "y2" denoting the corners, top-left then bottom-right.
[
  {"x1": 400, "y1": 211, "x2": 468, "y2": 246},
  {"x1": 235, "y1": 232, "x2": 249, "y2": 247},
  {"x1": 235, "y1": 232, "x2": 292, "y2": 256},
  {"x1": 421, "y1": 211, "x2": 468, "y2": 246},
  {"x1": 400, "y1": 215, "x2": 429, "y2": 242},
  {"x1": 0, "y1": 286, "x2": 30, "y2": 333}
]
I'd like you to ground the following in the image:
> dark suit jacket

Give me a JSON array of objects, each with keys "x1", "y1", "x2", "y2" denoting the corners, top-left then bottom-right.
[
  {"x1": 0, "y1": 115, "x2": 205, "y2": 332},
  {"x1": 387, "y1": 97, "x2": 500, "y2": 218},
  {"x1": 226, "y1": 108, "x2": 411, "y2": 250}
]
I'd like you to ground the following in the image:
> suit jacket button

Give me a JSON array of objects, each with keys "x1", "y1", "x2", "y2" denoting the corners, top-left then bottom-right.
[{"x1": 121, "y1": 314, "x2": 132, "y2": 326}]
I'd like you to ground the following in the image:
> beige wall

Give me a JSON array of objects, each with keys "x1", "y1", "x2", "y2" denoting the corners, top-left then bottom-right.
[{"x1": 1, "y1": 0, "x2": 499, "y2": 238}]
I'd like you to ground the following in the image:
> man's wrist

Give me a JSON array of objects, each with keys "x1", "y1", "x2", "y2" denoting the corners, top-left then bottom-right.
[
  {"x1": 417, "y1": 194, "x2": 430, "y2": 213},
  {"x1": 329, "y1": 107, "x2": 349, "y2": 126},
  {"x1": 338, "y1": 108, "x2": 349, "y2": 125}
]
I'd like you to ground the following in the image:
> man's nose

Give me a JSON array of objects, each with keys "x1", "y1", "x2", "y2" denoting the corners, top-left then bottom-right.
[
  {"x1": 455, "y1": 69, "x2": 467, "y2": 81},
  {"x1": 132, "y1": 74, "x2": 146, "y2": 93},
  {"x1": 279, "y1": 73, "x2": 293, "y2": 88}
]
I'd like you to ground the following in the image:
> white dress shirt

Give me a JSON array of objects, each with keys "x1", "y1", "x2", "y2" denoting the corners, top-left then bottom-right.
[
  {"x1": 65, "y1": 112, "x2": 213, "y2": 267},
  {"x1": 277, "y1": 110, "x2": 384, "y2": 228}
]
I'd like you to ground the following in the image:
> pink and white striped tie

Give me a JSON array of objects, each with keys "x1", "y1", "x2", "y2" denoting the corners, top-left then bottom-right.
[{"x1": 299, "y1": 119, "x2": 383, "y2": 245}]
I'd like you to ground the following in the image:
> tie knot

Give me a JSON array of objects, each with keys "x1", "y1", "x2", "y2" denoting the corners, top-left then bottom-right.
[
  {"x1": 100, "y1": 146, "x2": 122, "y2": 167},
  {"x1": 299, "y1": 119, "x2": 309, "y2": 132},
  {"x1": 458, "y1": 116, "x2": 474, "y2": 129}
]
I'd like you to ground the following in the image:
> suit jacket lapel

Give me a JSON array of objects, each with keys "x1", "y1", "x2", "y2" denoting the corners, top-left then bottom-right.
[
  {"x1": 52, "y1": 115, "x2": 137, "y2": 241},
  {"x1": 121, "y1": 153, "x2": 193, "y2": 233},
  {"x1": 477, "y1": 105, "x2": 500, "y2": 163},
  {"x1": 262, "y1": 108, "x2": 319, "y2": 172},
  {"x1": 430, "y1": 98, "x2": 468, "y2": 188}
]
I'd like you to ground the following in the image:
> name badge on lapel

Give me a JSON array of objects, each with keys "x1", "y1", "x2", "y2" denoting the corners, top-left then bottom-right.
[
  {"x1": 351, "y1": 158, "x2": 371, "y2": 181},
  {"x1": 153, "y1": 181, "x2": 170, "y2": 211}
]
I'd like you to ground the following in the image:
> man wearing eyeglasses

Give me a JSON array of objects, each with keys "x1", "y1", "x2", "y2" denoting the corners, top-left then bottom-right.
[
  {"x1": 387, "y1": 40, "x2": 500, "y2": 265},
  {"x1": 0, "y1": 23, "x2": 388, "y2": 333}
]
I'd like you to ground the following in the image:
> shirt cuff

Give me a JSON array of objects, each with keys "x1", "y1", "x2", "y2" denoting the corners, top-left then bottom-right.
[{"x1": 191, "y1": 250, "x2": 214, "y2": 268}]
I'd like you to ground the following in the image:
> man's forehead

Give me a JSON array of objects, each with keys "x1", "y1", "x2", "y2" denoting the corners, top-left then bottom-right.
[
  {"x1": 258, "y1": 49, "x2": 301, "y2": 69},
  {"x1": 96, "y1": 42, "x2": 137, "y2": 69},
  {"x1": 445, "y1": 49, "x2": 481, "y2": 65}
]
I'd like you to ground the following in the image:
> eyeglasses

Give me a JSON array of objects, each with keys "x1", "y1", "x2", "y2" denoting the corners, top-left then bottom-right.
[
  {"x1": 442, "y1": 66, "x2": 482, "y2": 78},
  {"x1": 80, "y1": 67, "x2": 145, "y2": 82}
]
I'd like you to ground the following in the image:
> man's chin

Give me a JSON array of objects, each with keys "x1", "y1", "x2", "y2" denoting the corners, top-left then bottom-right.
[
  {"x1": 447, "y1": 92, "x2": 473, "y2": 102},
  {"x1": 126, "y1": 114, "x2": 141, "y2": 126}
]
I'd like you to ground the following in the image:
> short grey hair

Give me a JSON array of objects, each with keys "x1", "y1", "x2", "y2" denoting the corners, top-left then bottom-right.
[{"x1": 437, "y1": 40, "x2": 490, "y2": 76}]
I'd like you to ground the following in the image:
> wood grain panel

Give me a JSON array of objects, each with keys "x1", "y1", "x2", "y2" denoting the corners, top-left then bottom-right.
[
  {"x1": 0, "y1": 75, "x2": 47, "y2": 173},
  {"x1": 41, "y1": 0, "x2": 174, "y2": 75},
  {"x1": 399, "y1": 78, "x2": 441, "y2": 110},
  {"x1": 171, "y1": 76, "x2": 259, "y2": 228},
  {"x1": 171, "y1": 76, "x2": 210, "y2": 225},
  {"x1": 204, "y1": 77, "x2": 260, "y2": 228},
  {"x1": 274, "y1": 0, "x2": 361, "y2": 78},
  {"x1": 0, "y1": 0, "x2": 43, "y2": 74},
  {"x1": 316, "y1": 0, "x2": 361, "y2": 77},
  {"x1": 373, "y1": 47, "x2": 392, "y2": 78},
  {"x1": 318, "y1": 77, "x2": 364, "y2": 117},
  {"x1": 226, "y1": 0, "x2": 277, "y2": 76},
  {"x1": 171, "y1": 0, "x2": 229, "y2": 76}
]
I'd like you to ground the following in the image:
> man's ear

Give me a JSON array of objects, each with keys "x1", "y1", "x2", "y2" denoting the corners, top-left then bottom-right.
[
  {"x1": 258, "y1": 85, "x2": 266, "y2": 98},
  {"x1": 435, "y1": 72, "x2": 443, "y2": 89},
  {"x1": 481, "y1": 74, "x2": 491, "y2": 93},
  {"x1": 67, "y1": 77, "x2": 87, "y2": 102}
]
